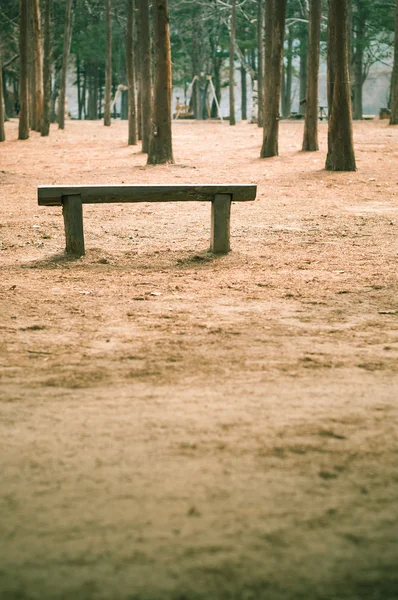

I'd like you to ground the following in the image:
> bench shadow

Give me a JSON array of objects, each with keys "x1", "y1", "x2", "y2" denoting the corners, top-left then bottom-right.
[
  {"x1": 20, "y1": 248, "x2": 229, "y2": 271},
  {"x1": 176, "y1": 251, "x2": 224, "y2": 267}
]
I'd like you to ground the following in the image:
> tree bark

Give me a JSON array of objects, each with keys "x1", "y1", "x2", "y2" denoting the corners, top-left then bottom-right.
[
  {"x1": 299, "y1": 23, "x2": 308, "y2": 114},
  {"x1": 302, "y1": 0, "x2": 321, "y2": 151},
  {"x1": 241, "y1": 65, "x2": 247, "y2": 120},
  {"x1": 126, "y1": 0, "x2": 137, "y2": 144},
  {"x1": 147, "y1": 0, "x2": 174, "y2": 164},
  {"x1": 137, "y1": 0, "x2": 152, "y2": 151},
  {"x1": 32, "y1": 0, "x2": 42, "y2": 131},
  {"x1": 389, "y1": 0, "x2": 398, "y2": 125},
  {"x1": 348, "y1": 0, "x2": 353, "y2": 77},
  {"x1": 135, "y1": 15, "x2": 142, "y2": 139},
  {"x1": 76, "y1": 55, "x2": 82, "y2": 119},
  {"x1": 50, "y1": 68, "x2": 60, "y2": 122},
  {"x1": 229, "y1": 0, "x2": 236, "y2": 126},
  {"x1": 257, "y1": 0, "x2": 264, "y2": 126},
  {"x1": 104, "y1": 0, "x2": 112, "y2": 126},
  {"x1": 0, "y1": 61, "x2": 5, "y2": 142},
  {"x1": 41, "y1": 0, "x2": 52, "y2": 136},
  {"x1": 260, "y1": 0, "x2": 287, "y2": 158},
  {"x1": 2, "y1": 69, "x2": 10, "y2": 120},
  {"x1": 262, "y1": 0, "x2": 272, "y2": 130},
  {"x1": 281, "y1": 25, "x2": 293, "y2": 119},
  {"x1": 58, "y1": 0, "x2": 73, "y2": 129},
  {"x1": 325, "y1": 0, "x2": 356, "y2": 171},
  {"x1": 353, "y1": 0, "x2": 365, "y2": 120},
  {"x1": 86, "y1": 60, "x2": 99, "y2": 120},
  {"x1": 191, "y1": 7, "x2": 203, "y2": 120},
  {"x1": 19, "y1": 0, "x2": 30, "y2": 140},
  {"x1": 27, "y1": 0, "x2": 35, "y2": 130}
]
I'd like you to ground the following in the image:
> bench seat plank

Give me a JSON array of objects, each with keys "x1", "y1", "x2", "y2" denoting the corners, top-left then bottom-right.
[{"x1": 38, "y1": 184, "x2": 257, "y2": 206}]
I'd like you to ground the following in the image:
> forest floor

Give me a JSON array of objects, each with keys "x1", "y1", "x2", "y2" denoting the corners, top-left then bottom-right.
[{"x1": 0, "y1": 118, "x2": 398, "y2": 600}]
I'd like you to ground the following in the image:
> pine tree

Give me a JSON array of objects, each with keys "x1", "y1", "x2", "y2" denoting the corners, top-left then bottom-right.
[
  {"x1": 325, "y1": 0, "x2": 356, "y2": 171},
  {"x1": 147, "y1": 0, "x2": 174, "y2": 164},
  {"x1": 302, "y1": 0, "x2": 322, "y2": 151}
]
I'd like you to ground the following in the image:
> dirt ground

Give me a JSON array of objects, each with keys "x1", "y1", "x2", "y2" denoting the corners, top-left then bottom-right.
[{"x1": 0, "y1": 117, "x2": 398, "y2": 600}]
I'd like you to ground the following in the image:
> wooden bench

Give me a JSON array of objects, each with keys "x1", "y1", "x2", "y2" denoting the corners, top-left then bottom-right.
[{"x1": 38, "y1": 184, "x2": 257, "y2": 256}]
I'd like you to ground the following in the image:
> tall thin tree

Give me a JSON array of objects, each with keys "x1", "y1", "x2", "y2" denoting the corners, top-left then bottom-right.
[
  {"x1": 104, "y1": 0, "x2": 112, "y2": 126},
  {"x1": 32, "y1": 0, "x2": 43, "y2": 131},
  {"x1": 229, "y1": 0, "x2": 236, "y2": 126},
  {"x1": 147, "y1": 0, "x2": 174, "y2": 164},
  {"x1": 353, "y1": 0, "x2": 366, "y2": 120},
  {"x1": 325, "y1": 0, "x2": 356, "y2": 171},
  {"x1": 137, "y1": 0, "x2": 152, "y2": 152},
  {"x1": 0, "y1": 60, "x2": 5, "y2": 142},
  {"x1": 281, "y1": 26, "x2": 293, "y2": 119},
  {"x1": 27, "y1": 0, "x2": 37, "y2": 130},
  {"x1": 257, "y1": 0, "x2": 264, "y2": 127},
  {"x1": 390, "y1": 0, "x2": 398, "y2": 125},
  {"x1": 241, "y1": 65, "x2": 247, "y2": 120},
  {"x1": 260, "y1": 0, "x2": 287, "y2": 158},
  {"x1": 302, "y1": 0, "x2": 321, "y2": 151},
  {"x1": 126, "y1": 0, "x2": 137, "y2": 144},
  {"x1": 58, "y1": 0, "x2": 73, "y2": 129},
  {"x1": 41, "y1": 0, "x2": 52, "y2": 136},
  {"x1": 19, "y1": 0, "x2": 30, "y2": 140}
]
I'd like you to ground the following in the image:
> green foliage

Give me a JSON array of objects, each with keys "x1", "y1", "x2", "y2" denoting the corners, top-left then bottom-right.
[{"x1": 0, "y1": 0, "x2": 395, "y2": 115}]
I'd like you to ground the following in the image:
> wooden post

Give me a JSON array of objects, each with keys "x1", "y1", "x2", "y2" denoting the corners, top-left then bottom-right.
[
  {"x1": 210, "y1": 194, "x2": 231, "y2": 254},
  {"x1": 62, "y1": 195, "x2": 85, "y2": 255}
]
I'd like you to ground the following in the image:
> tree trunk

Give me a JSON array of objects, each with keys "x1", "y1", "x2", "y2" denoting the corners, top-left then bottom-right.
[
  {"x1": 50, "y1": 68, "x2": 60, "y2": 122},
  {"x1": 262, "y1": 0, "x2": 272, "y2": 128},
  {"x1": 126, "y1": 0, "x2": 137, "y2": 144},
  {"x1": 389, "y1": 0, "x2": 398, "y2": 125},
  {"x1": 87, "y1": 61, "x2": 99, "y2": 119},
  {"x1": 104, "y1": 0, "x2": 112, "y2": 126},
  {"x1": 241, "y1": 65, "x2": 247, "y2": 120},
  {"x1": 325, "y1": 0, "x2": 356, "y2": 171},
  {"x1": 41, "y1": 0, "x2": 52, "y2": 136},
  {"x1": 260, "y1": 0, "x2": 287, "y2": 158},
  {"x1": 82, "y1": 63, "x2": 87, "y2": 119},
  {"x1": 211, "y1": 62, "x2": 222, "y2": 118},
  {"x1": 147, "y1": 0, "x2": 174, "y2": 164},
  {"x1": 135, "y1": 18, "x2": 142, "y2": 139},
  {"x1": 348, "y1": 0, "x2": 353, "y2": 80},
  {"x1": 191, "y1": 8, "x2": 202, "y2": 120},
  {"x1": 76, "y1": 55, "x2": 82, "y2": 120},
  {"x1": 229, "y1": 0, "x2": 236, "y2": 125},
  {"x1": 299, "y1": 23, "x2": 308, "y2": 114},
  {"x1": 98, "y1": 77, "x2": 103, "y2": 117},
  {"x1": 302, "y1": 0, "x2": 321, "y2": 151},
  {"x1": 32, "y1": 0, "x2": 42, "y2": 131},
  {"x1": 257, "y1": 0, "x2": 264, "y2": 126},
  {"x1": 58, "y1": 0, "x2": 73, "y2": 129},
  {"x1": 2, "y1": 70, "x2": 10, "y2": 119},
  {"x1": 281, "y1": 25, "x2": 293, "y2": 118},
  {"x1": 121, "y1": 90, "x2": 128, "y2": 119},
  {"x1": 0, "y1": 61, "x2": 5, "y2": 142},
  {"x1": 27, "y1": 0, "x2": 36, "y2": 130},
  {"x1": 19, "y1": 0, "x2": 30, "y2": 139},
  {"x1": 353, "y1": 0, "x2": 365, "y2": 120},
  {"x1": 137, "y1": 0, "x2": 152, "y2": 151}
]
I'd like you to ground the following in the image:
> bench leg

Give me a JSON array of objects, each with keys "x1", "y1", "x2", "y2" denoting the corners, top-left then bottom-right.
[
  {"x1": 62, "y1": 194, "x2": 85, "y2": 256},
  {"x1": 210, "y1": 193, "x2": 231, "y2": 254}
]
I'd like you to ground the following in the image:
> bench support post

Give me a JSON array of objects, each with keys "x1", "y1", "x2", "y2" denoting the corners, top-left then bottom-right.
[
  {"x1": 210, "y1": 193, "x2": 231, "y2": 254},
  {"x1": 62, "y1": 194, "x2": 85, "y2": 256}
]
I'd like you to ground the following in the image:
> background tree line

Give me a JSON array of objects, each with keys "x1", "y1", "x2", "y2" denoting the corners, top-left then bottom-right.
[{"x1": 0, "y1": 0, "x2": 397, "y2": 167}]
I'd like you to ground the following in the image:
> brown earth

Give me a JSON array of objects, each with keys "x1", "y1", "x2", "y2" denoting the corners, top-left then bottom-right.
[{"x1": 0, "y1": 118, "x2": 398, "y2": 600}]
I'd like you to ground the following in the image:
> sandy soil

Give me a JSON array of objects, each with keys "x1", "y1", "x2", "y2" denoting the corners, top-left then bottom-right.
[{"x1": 0, "y1": 118, "x2": 398, "y2": 600}]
